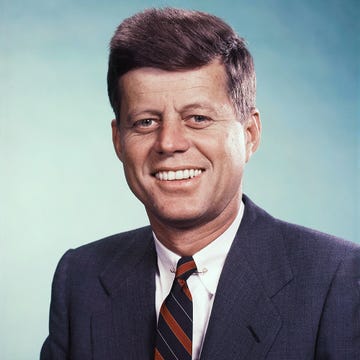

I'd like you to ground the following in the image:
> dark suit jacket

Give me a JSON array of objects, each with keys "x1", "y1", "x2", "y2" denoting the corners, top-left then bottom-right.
[{"x1": 41, "y1": 195, "x2": 360, "y2": 359}]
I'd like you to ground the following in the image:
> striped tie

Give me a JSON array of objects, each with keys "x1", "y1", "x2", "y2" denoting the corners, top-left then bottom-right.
[{"x1": 154, "y1": 256, "x2": 197, "y2": 360}]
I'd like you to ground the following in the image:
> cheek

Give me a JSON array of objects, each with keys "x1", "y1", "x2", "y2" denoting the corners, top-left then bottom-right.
[
  {"x1": 196, "y1": 128, "x2": 245, "y2": 165},
  {"x1": 121, "y1": 135, "x2": 147, "y2": 165},
  {"x1": 120, "y1": 144, "x2": 142, "y2": 180},
  {"x1": 121, "y1": 138, "x2": 156, "y2": 186},
  {"x1": 223, "y1": 127, "x2": 246, "y2": 160}
]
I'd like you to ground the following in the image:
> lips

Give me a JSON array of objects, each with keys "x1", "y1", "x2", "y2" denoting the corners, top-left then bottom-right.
[{"x1": 154, "y1": 169, "x2": 203, "y2": 181}]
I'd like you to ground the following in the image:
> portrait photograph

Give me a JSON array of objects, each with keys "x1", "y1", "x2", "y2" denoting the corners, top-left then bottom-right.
[{"x1": 1, "y1": 0, "x2": 358, "y2": 359}]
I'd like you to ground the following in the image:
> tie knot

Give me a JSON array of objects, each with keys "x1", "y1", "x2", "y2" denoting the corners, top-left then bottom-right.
[{"x1": 175, "y1": 256, "x2": 197, "y2": 280}]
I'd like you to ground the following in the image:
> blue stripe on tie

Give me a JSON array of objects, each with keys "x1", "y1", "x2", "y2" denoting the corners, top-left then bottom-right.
[{"x1": 157, "y1": 313, "x2": 190, "y2": 358}]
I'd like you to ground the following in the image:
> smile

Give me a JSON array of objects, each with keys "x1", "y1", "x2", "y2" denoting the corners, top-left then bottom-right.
[{"x1": 154, "y1": 169, "x2": 203, "y2": 181}]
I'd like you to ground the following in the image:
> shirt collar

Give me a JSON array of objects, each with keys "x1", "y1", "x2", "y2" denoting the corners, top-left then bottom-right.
[{"x1": 154, "y1": 201, "x2": 244, "y2": 295}]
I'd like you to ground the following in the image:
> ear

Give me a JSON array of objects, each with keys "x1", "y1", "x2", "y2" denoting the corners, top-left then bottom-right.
[
  {"x1": 244, "y1": 108, "x2": 261, "y2": 163},
  {"x1": 111, "y1": 119, "x2": 124, "y2": 162}
]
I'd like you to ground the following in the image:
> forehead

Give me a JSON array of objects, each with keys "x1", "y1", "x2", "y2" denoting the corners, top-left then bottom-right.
[{"x1": 118, "y1": 60, "x2": 230, "y2": 104}]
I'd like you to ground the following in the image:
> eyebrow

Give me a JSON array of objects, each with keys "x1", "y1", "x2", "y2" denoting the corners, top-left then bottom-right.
[
  {"x1": 180, "y1": 102, "x2": 217, "y2": 113},
  {"x1": 125, "y1": 102, "x2": 218, "y2": 122},
  {"x1": 126, "y1": 109, "x2": 162, "y2": 123}
]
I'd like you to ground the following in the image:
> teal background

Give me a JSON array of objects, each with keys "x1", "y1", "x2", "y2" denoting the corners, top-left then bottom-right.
[{"x1": 1, "y1": 0, "x2": 358, "y2": 358}]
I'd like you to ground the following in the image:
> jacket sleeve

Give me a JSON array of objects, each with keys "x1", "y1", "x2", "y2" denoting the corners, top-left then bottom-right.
[
  {"x1": 315, "y1": 245, "x2": 360, "y2": 359},
  {"x1": 40, "y1": 250, "x2": 74, "y2": 360}
]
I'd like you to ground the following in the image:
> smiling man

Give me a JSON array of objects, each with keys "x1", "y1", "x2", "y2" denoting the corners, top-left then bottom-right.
[
  {"x1": 113, "y1": 61, "x2": 258, "y2": 256},
  {"x1": 41, "y1": 8, "x2": 359, "y2": 360}
]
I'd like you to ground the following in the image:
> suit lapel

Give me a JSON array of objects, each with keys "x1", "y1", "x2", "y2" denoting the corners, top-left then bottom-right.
[
  {"x1": 200, "y1": 196, "x2": 293, "y2": 360},
  {"x1": 94, "y1": 228, "x2": 157, "y2": 360}
]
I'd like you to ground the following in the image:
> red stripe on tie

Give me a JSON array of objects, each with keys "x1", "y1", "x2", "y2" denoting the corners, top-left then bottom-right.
[
  {"x1": 161, "y1": 304, "x2": 192, "y2": 355},
  {"x1": 176, "y1": 260, "x2": 196, "y2": 278},
  {"x1": 154, "y1": 348, "x2": 164, "y2": 360},
  {"x1": 181, "y1": 282, "x2": 192, "y2": 301}
]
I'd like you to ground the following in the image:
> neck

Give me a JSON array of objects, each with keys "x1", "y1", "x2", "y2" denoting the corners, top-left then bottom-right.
[{"x1": 148, "y1": 195, "x2": 241, "y2": 256}]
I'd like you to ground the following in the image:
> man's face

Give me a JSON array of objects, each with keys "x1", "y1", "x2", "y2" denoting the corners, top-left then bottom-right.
[{"x1": 112, "y1": 60, "x2": 260, "y2": 229}]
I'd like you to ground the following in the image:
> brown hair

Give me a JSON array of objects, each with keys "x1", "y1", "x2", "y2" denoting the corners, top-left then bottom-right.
[{"x1": 107, "y1": 8, "x2": 256, "y2": 123}]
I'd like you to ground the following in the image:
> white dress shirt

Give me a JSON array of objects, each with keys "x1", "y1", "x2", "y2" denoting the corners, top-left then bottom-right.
[{"x1": 154, "y1": 202, "x2": 244, "y2": 360}]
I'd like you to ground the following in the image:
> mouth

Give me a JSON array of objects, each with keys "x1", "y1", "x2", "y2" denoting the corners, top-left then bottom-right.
[{"x1": 153, "y1": 168, "x2": 203, "y2": 181}]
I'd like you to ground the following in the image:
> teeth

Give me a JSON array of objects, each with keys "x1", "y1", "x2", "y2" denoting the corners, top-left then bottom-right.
[{"x1": 155, "y1": 169, "x2": 202, "y2": 181}]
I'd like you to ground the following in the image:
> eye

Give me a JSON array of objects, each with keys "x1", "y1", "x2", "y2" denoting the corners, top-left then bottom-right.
[
  {"x1": 187, "y1": 114, "x2": 212, "y2": 128},
  {"x1": 132, "y1": 118, "x2": 159, "y2": 132},
  {"x1": 193, "y1": 115, "x2": 208, "y2": 122},
  {"x1": 134, "y1": 119, "x2": 153, "y2": 127}
]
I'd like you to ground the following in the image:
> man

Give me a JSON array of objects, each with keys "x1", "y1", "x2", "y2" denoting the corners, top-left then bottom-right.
[{"x1": 41, "y1": 8, "x2": 359, "y2": 360}]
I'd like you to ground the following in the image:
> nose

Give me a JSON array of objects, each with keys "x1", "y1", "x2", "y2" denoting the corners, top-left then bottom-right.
[{"x1": 154, "y1": 118, "x2": 190, "y2": 155}]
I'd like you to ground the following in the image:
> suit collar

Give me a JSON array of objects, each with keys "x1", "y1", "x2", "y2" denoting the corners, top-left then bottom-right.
[
  {"x1": 97, "y1": 227, "x2": 157, "y2": 360},
  {"x1": 98, "y1": 195, "x2": 292, "y2": 298},
  {"x1": 200, "y1": 195, "x2": 293, "y2": 359},
  {"x1": 99, "y1": 226, "x2": 156, "y2": 296},
  {"x1": 237, "y1": 195, "x2": 293, "y2": 298}
]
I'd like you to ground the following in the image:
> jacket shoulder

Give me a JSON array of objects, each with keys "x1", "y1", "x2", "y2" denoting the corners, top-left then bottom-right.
[
  {"x1": 243, "y1": 194, "x2": 359, "y2": 275},
  {"x1": 59, "y1": 226, "x2": 153, "y2": 274},
  {"x1": 74, "y1": 225, "x2": 152, "y2": 253},
  {"x1": 277, "y1": 218, "x2": 359, "y2": 265}
]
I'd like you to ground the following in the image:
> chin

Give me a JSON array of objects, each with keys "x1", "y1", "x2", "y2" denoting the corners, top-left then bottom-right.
[{"x1": 148, "y1": 205, "x2": 209, "y2": 228}]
